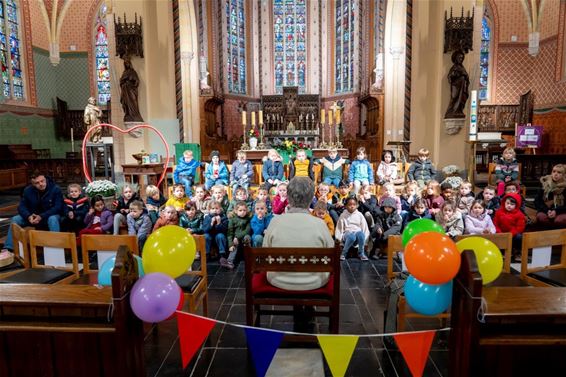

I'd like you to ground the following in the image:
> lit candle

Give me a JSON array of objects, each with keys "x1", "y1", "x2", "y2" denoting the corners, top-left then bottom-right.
[
  {"x1": 70, "y1": 127, "x2": 74, "y2": 152},
  {"x1": 328, "y1": 110, "x2": 333, "y2": 125},
  {"x1": 259, "y1": 110, "x2": 263, "y2": 124},
  {"x1": 251, "y1": 111, "x2": 256, "y2": 126},
  {"x1": 242, "y1": 111, "x2": 247, "y2": 125},
  {"x1": 320, "y1": 109, "x2": 325, "y2": 124},
  {"x1": 335, "y1": 108, "x2": 341, "y2": 124}
]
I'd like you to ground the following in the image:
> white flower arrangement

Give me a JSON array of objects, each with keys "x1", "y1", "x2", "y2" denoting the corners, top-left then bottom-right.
[{"x1": 85, "y1": 180, "x2": 117, "y2": 198}]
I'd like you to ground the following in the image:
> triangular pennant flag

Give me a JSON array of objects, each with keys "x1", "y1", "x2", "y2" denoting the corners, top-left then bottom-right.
[
  {"x1": 393, "y1": 330, "x2": 436, "y2": 377},
  {"x1": 176, "y1": 311, "x2": 217, "y2": 369},
  {"x1": 317, "y1": 335, "x2": 359, "y2": 377},
  {"x1": 244, "y1": 327, "x2": 285, "y2": 377}
]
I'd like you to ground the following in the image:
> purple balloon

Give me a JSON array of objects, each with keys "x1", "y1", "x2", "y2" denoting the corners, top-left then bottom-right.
[{"x1": 130, "y1": 272, "x2": 181, "y2": 323}]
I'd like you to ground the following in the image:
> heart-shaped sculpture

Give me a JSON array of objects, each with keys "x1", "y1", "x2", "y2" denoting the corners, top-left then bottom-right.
[{"x1": 81, "y1": 123, "x2": 171, "y2": 186}]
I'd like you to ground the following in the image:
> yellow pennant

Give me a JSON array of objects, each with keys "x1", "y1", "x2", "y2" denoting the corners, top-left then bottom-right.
[{"x1": 317, "y1": 335, "x2": 359, "y2": 377}]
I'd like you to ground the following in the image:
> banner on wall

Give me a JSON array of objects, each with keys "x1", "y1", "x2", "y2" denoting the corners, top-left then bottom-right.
[{"x1": 515, "y1": 124, "x2": 543, "y2": 149}]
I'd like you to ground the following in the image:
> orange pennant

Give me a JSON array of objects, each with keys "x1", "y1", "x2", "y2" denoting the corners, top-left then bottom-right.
[
  {"x1": 176, "y1": 311, "x2": 217, "y2": 369},
  {"x1": 393, "y1": 330, "x2": 436, "y2": 377}
]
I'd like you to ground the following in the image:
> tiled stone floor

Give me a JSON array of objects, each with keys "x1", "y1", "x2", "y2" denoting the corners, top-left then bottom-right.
[{"x1": 145, "y1": 259, "x2": 449, "y2": 377}]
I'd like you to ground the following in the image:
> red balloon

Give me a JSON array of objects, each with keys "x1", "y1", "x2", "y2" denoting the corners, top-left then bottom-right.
[{"x1": 404, "y1": 232, "x2": 461, "y2": 285}]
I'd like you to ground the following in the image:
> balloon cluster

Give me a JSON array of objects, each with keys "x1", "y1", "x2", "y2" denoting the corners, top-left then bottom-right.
[
  {"x1": 97, "y1": 225, "x2": 196, "y2": 323},
  {"x1": 402, "y1": 219, "x2": 503, "y2": 316}
]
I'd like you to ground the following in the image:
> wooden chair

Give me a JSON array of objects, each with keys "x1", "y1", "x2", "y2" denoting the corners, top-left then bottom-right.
[
  {"x1": 176, "y1": 234, "x2": 208, "y2": 316},
  {"x1": 386, "y1": 235, "x2": 404, "y2": 282},
  {"x1": 81, "y1": 234, "x2": 139, "y2": 275},
  {"x1": 11, "y1": 223, "x2": 30, "y2": 268},
  {"x1": 520, "y1": 229, "x2": 566, "y2": 287},
  {"x1": 254, "y1": 163, "x2": 264, "y2": 186},
  {"x1": 0, "y1": 230, "x2": 79, "y2": 284},
  {"x1": 313, "y1": 163, "x2": 322, "y2": 185},
  {"x1": 487, "y1": 162, "x2": 526, "y2": 195},
  {"x1": 244, "y1": 244, "x2": 341, "y2": 333}
]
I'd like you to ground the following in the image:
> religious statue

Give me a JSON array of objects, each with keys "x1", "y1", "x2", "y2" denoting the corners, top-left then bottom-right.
[
  {"x1": 445, "y1": 50, "x2": 469, "y2": 119},
  {"x1": 84, "y1": 97, "x2": 103, "y2": 143},
  {"x1": 119, "y1": 58, "x2": 144, "y2": 122}
]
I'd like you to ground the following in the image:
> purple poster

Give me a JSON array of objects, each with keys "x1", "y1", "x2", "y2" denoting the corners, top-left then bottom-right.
[{"x1": 515, "y1": 124, "x2": 543, "y2": 148}]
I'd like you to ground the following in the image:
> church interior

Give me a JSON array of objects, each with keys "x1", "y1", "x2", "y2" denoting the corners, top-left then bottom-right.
[{"x1": 0, "y1": 0, "x2": 566, "y2": 376}]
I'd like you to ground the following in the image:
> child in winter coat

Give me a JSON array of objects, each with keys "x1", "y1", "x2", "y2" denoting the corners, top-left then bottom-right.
[
  {"x1": 371, "y1": 197, "x2": 403, "y2": 258},
  {"x1": 145, "y1": 185, "x2": 167, "y2": 225},
  {"x1": 262, "y1": 149, "x2": 285, "y2": 191},
  {"x1": 357, "y1": 185, "x2": 379, "y2": 229},
  {"x1": 456, "y1": 181, "x2": 475, "y2": 215},
  {"x1": 312, "y1": 200, "x2": 335, "y2": 236},
  {"x1": 348, "y1": 147, "x2": 374, "y2": 194},
  {"x1": 61, "y1": 183, "x2": 89, "y2": 233},
  {"x1": 250, "y1": 200, "x2": 273, "y2": 247},
  {"x1": 423, "y1": 180, "x2": 444, "y2": 216},
  {"x1": 251, "y1": 187, "x2": 272, "y2": 215},
  {"x1": 329, "y1": 180, "x2": 352, "y2": 224},
  {"x1": 153, "y1": 206, "x2": 179, "y2": 231},
  {"x1": 335, "y1": 197, "x2": 370, "y2": 261},
  {"x1": 407, "y1": 148, "x2": 436, "y2": 188},
  {"x1": 272, "y1": 182, "x2": 289, "y2": 215},
  {"x1": 378, "y1": 183, "x2": 402, "y2": 213},
  {"x1": 230, "y1": 150, "x2": 254, "y2": 191},
  {"x1": 494, "y1": 193, "x2": 526, "y2": 252},
  {"x1": 227, "y1": 187, "x2": 253, "y2": 217},
  {"x1": 174, "y1": 149, "x2": 200, "y2": 195},
  {"x1": 400, "y1": 181, "x2": 420, "y2": 225},
  {"x1": 464, "y1": 200, "x2": 496, "y2": 235},
  {"x1": 113, "y1": 183, "x2": 139, "y2": 235},
  {"x1": 435, "y1": 202, "x2": 464, "y2": 238},
  {"x1": 204, "y1": 150, "x2": 229, "y2": 190},
  {"x1": 202, "y1": 200, "x2": 229, "y2": 258},
  {"x1": 165, "y1": 184, "x2": 189, "y2": 212},
  {"x1": 179, "y1": 201, "x2": 203, "y2": 234},
  {"x1": 316, "y1": 147, "x2": 348, "y2": 187},
  {"x1": 405, "y1": 198, "x2": 433, "y2": 226},
  {"x1": 495, "y1": 147, "x2": 519, "y2": 196},
  {"x1": 225, "y1": 201, "x2": 252, "y2": 269},
  {"x1": 127, "y1": 200, "x2": 152, "y2": 251},
  {"x1": 79, "y1": 195, "x2": 114, "y2": 239},
  {"x1": 476, "y1": 185, "x2": 500, "y2": 218}
]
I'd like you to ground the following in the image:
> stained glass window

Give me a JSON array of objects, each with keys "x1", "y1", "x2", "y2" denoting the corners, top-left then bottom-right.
[
  {"x1": 335, "y1": 0, "x2": 355, "y2": 93},
  {"x1": 95, "y1": 3, "x2": 110, "y2": 105},
  {"x1": 273, "y1": 0, "x2": 307, "y2": 94},
  {"x1": 479, "y1": 16, "x2": 490, "y2": 101},
  {"x1": 0, "y1": 0, "x2": 24, "y2": 100},
  {"x1": 226, "y1": 0, "x2": 246, "y2": 94}
]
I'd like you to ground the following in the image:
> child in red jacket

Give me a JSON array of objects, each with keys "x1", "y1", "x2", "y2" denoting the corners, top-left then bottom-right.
[{"x1": 493, "y1": 193, "x2": 526, "y2": 258}]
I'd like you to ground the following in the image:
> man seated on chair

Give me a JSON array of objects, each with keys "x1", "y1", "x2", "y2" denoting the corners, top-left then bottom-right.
[
  {"x1": 262, "y1": 176, "x2": 334, "y2": 290},
  {"x1": 2, "y1": 170, "x2": 65, "y2": 256}
]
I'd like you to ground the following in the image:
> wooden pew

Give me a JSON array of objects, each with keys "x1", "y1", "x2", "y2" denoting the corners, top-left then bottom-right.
[
  {"x1": 520, "y1": 229, "x2": 566, "y2": 286},
  {"x1": 0, "y1": 246, "x2": 145, "y2": 377},
  {"x1": 449, "y1": 250, "x2": 566, "y2": 377}
]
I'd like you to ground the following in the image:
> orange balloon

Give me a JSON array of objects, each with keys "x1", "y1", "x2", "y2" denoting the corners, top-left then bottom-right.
[{"x1": 405, "y1": 232, "x2": 461, "y2": 285}]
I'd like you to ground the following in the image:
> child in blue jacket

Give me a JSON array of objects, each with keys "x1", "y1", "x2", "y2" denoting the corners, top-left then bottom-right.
[
  {"x1": 348, "y1": 147, "x2": 374, "y2": 194},
  {"x1": 174, "y1": 150, "x2": 200, "y2": 195},
  {"x1": 250, "y1": 200, "x2": 273, "y2": 247},
  {"x1": 204, "y1": 150, "x2": 229, "y2": 190}
]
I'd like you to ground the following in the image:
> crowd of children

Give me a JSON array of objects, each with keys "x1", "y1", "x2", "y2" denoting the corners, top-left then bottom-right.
[{"x1": 5, "y1": 146, "x2": 562, "y2": 268}]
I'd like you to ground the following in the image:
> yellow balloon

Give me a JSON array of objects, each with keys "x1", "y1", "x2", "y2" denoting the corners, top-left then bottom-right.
[
  {"x1": 142, "y1": 225, "x2": 196, "y2": 278},
  {"x1": 456, "y1": 237, "x2": 503, "y2": 285}
]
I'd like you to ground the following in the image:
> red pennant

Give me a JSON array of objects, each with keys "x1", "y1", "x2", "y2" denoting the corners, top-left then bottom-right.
[
  {"x1": 393, "y1": 330, "x2": 436, "y2": 377},
  {"x1": 176, "y1": 311, "x2": 217, "y2": 369}
]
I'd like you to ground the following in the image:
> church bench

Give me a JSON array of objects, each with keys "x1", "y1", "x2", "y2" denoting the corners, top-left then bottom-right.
[
  {"x1": 449, "y1": 250, "x2": 566, "y2": 377},
  {"x1": 520, "y1": 229, "x2": 566, "y2": 287},
  {"x1": 0, "y1": 245, "x2": 145, "y2": 377},
  {"x1": 0, "y1": 166, "x2": 28, "y2": 191},
  {"x1": 244, "y1": 244, "x2": 341, "y2": 333}
]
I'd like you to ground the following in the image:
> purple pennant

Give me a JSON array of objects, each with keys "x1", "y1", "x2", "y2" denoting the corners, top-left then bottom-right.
[{"x1": 244, "y1": 327, "x2": 284, "y2": 377}]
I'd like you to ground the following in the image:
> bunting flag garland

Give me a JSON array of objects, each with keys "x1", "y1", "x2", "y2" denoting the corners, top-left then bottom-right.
[
  {"x1": 317, "y1": 335, "x2": 359, "y2": 377},
  {"x1": 393, "y1": 330, "x2": 436, "y2": 377},
  {"x1": 244, "y1": 327, "x2": 285, "y2": 377},
  {"x1": 176, "y1": 311, "x2": 217, "y2": 368},
  {"x1": 176, "y1": 312, "x2": 446, "y2": 376}
]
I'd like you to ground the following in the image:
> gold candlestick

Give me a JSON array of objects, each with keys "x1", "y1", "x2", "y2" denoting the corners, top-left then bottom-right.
[
  {"x1": 241, "y1": 110, "x2": 249, "y2": 150},
  {"x1": 319, "y1": 121, "x2": 327, "y2": 148},
  {"x1": 258, "y1": 121, "x2": 266, "y2": 149}
]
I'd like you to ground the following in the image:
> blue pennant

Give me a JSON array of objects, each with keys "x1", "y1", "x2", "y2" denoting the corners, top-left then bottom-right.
[{"x1": 244, "y1": 328, "x2": 285, "y2": 377}]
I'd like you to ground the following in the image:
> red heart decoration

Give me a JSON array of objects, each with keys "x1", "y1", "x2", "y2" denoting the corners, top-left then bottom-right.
[{"x1": 81, "y1": 123, "x2": 171, "y2": 187}]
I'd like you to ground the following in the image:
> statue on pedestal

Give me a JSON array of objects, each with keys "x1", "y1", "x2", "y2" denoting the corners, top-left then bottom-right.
[
  {"x1": 119, "y1": 57, "x2": 144, "y2": 123},
  {"x1": 84, "y1": 97, "x2": 102, "y2": 143},
  {"x1": 445, "y1": 50, "x2": 469, "y2": 119}
]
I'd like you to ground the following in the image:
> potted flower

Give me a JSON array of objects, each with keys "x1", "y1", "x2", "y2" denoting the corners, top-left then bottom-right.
[
  {"x1": 248, "y1": 128, "x2": 260, "y2": 150},
  {"x1": 85, "y1": 180, "x2": 117, "y2": 209}
]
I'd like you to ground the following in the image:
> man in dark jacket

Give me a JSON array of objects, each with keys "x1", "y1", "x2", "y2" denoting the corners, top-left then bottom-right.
[{"x1": 2, "y1": 171, "x2": 64, "y2": 252}]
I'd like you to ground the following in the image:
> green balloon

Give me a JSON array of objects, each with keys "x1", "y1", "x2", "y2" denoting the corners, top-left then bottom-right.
[{"x1": 402, "y1": 219, "x2": 445, "y2": 247}]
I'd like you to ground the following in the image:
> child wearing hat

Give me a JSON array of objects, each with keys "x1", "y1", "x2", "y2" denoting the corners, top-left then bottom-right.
[
  {"x1": 204, "y1": 150, "x2": 229, "y2": 190},
  {"x1": 370, "y1": 196, "x2": 402, "y2": 258}
]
